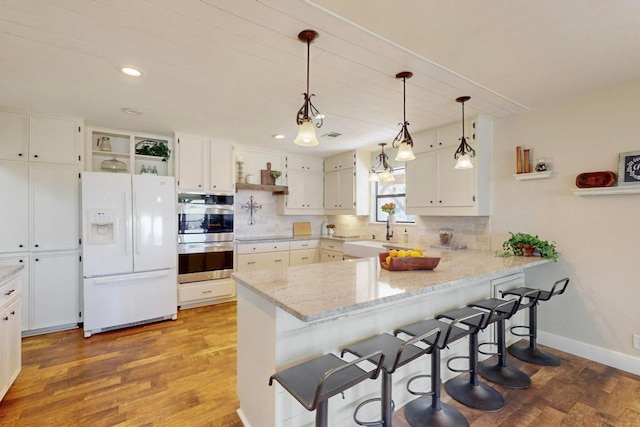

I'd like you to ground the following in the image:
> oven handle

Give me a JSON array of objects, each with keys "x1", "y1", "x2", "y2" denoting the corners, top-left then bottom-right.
[{"x1": 178, "y1": 242, "x2": 234, "y2": 254}]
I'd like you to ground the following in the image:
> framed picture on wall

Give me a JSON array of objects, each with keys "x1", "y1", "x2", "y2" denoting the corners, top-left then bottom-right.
[{"x1": 618, "y1": 150, "x2": 640, "y2": 186}]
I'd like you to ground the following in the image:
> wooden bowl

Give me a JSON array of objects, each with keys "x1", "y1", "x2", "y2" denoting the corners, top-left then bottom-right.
[{"x1": 378, "y1": 252, "x2": 441, "y2": 271}]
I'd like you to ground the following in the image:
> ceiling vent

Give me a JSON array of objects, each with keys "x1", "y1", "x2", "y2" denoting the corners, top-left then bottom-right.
[{"x1": 322, "y1": 132, "x2": 342, "y2": 138}]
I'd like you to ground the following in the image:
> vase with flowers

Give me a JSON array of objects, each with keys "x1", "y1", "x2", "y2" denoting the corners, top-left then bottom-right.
[
  {"x1": 381, "y1": 202, "x2": 397, "y2": 224},
  {"x1": 326, "y1": 223, "x2": 336, "y2": 236}
]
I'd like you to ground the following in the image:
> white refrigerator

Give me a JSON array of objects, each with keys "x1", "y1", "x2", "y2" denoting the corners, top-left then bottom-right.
[{"x1": 81, "y1": 172, "x2": 177, "y2": 337}]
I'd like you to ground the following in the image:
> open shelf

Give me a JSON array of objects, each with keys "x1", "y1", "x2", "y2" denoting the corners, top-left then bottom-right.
[
  {"x1": 235, "y1": 182, "x2": 289, "y2": 195},
  {"x1": 513, "y1": 171, "x2": 552, "y2": 180},
  {"x1": 572, "y1": 186, "x2": 640, "y2": 196}
]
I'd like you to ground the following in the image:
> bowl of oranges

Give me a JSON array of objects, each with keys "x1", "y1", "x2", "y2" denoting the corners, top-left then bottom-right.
[{"x1": 378, "y1": 248, "x2": 440, "y2": 271}]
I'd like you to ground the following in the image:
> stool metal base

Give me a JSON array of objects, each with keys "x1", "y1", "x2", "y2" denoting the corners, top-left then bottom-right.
[
  {"x1": 508, "y1": 341, "x2": 561, "y2": 367},
  {"x1": 404, "y1": 397, "x2": 469, "y2": 427},
  {"x1": 444, "y1": 377, "x2": 504, "y2": 412},
  {"x1": 478, "y1": 359, "x2": 531, "y2": 389}
]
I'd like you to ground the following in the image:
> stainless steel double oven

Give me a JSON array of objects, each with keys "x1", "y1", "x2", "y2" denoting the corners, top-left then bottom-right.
[{"x1": 177, "y1": 193, "x2": 234, "y2": 284}]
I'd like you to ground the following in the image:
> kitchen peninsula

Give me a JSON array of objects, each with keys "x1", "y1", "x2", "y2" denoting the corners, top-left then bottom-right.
[{"x1": 232, "y1": 250, "x2": 550, "y2": 427}]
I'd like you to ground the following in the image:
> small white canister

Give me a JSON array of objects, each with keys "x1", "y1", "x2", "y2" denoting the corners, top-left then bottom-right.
[{"x1": 245, "y1": 174, "x2": 257, "y2": 184}]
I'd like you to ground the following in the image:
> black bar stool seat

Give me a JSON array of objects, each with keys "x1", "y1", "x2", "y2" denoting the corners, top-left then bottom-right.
[
  {"x1": 269, "y1": 351, "x2": 384, "y2": 427},
  {"x1": 342, "y1": 327, "x2": 440, "y2": 426},
  {"x1": 502, "y1": 278, "x2": 570, "y2": 367},
  {"x1": 437, "y1": 305, "x2": 505, "y2": 412},
  {"x1": 394, "y1": 313, "x2": 482, "y2": 427}
]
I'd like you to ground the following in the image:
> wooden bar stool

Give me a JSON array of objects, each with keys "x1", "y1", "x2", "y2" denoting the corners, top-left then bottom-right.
[
  {"x1": 269, "y1": 351, "x2": 385, "y2": 427},
  {"x1": 502, "y1": 278, "x2": 570, "y2": 366},
  {"x1": 394, "y1": 311, "x2": 484, "y2": 427},
  {"x1": 341, "y1": 326, "x2": 440, "y2": 426}
]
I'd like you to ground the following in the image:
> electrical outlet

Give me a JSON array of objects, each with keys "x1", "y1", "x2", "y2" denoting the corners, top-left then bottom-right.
[{"x1": 634, "y1": 334, "x2": 640, "y2": 350}]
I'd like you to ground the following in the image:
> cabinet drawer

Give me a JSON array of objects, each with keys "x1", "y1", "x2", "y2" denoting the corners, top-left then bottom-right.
[
  {"x1": 320, "y1": 240, "x2": 343, "y2": 252},
  {"x1": 289, "y1": 248, "x2": 319, "y2": 266},
  {"x1": 237, "y1": 252, "x2": 289, "y2": 271},
  {"x1": 236, "y1": 241, "x2": 291, "y2": 254},
  {"x1": 290, "y1": 240, "x2": 319, "y2": 250},
  {"x1": 0, "y1": 276, "x2": 21, "y2": 307},
  {"x1": 179, "y1": 279, "x2": 235, "y2": 303}
]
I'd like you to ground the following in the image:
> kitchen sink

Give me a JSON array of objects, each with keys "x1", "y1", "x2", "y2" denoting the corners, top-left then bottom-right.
[{"x1": 342, "y1": 240, "x2": 389, "y2": 258}]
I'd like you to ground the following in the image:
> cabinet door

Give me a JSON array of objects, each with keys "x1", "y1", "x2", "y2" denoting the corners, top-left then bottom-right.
[
  {"x1": 324, "y1": 151, "x2": 354, "y2": 171},
  {"x1": 0, "y1": 162, "x2": 29, "y2": 252},
  {"x1": 324, "y1": 171, "x2": 339, "y2": 209},
  {"x1": 437, "y1": 147, "x2": 474, "y2": 207},
  {"x1": 336, "y1": 169, "x2": 355, "y2": 209},
  {"x1": 5, "y1": 298, "x2": 21, "y2": 386},
  {"x1": 406, "y1": 152, "x2": 437, "y2": 208},
  {"x1": 287, "y1": 154, "x2": 324, "y2": 172},
  {"x1": 305, "y1": 171, "x2": 324, "y2": 209},
  {"x1": 29, "y1": 115, "x2": 81, "y2": 165},
  {"x1": 31, "y1": 252, "x2": 79, "y2": 330},
  {"x1": 0, "y1": 257, "x2": 29, "y2": 330},
  {"x1": 176, "y1": 134, "x2": 207, "y2": 191},
  {"x1": 209, "y1": 139, "x2": 234, "y2": 192},
  {"x1": 0, "y1": 110, "x2": 28, "y2": 161},
  {"x1": 0, "y1": 301, "x2": 8, "y2": 398},
  {"x1": 284, "y1": 169, "x2": 307, "y2": 208},
  {"x1": 289, "y1": 249, "x2": 319, "y2": 266},
  {"x1": 30, "y1": 164, "x2": 79, "y2": 251}
]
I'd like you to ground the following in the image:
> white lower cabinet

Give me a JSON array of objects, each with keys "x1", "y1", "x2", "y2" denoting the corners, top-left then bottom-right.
[
  {"x1": 0, "y1": 256, "x2": 29, "y2": 330},
  {"x1": 320, "y1": 240, "x2": 343, "y2": 263},
  {"x1": 289, "y1": 240, "x2": 320, "y2": 266},
  {"x1": 178, "y1": 278, "x2": 236, "y2": 306},
  {"x1": 31, "y1": 251, "x2": 80, "y2": 331},
  {"x1": 1, "y1": 274, "x2": 21, "y2": 401}
]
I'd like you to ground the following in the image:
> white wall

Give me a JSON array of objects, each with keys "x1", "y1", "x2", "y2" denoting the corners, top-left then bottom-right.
[{"x1": 491, "y1": 81, "x2": 640, "y2": 365}]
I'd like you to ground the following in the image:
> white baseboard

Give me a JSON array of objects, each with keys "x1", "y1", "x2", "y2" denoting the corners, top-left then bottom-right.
[
  {"x1": 538, "y1": 331, "x2": 640, "y2": 376},
  {"x1": 236, "y1": 409, "x2": 251, "y2": 427}
]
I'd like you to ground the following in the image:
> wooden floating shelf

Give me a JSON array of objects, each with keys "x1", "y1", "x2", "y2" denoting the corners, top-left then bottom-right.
[
  {"x1": 513, "y1": 171, "x2": 553, "y2": 180},
  {"x1": 235, "y1": 182, "x2": 289, "y2": 195},
  {"x1": 572, "y1": 186, "x2": 640, "y2": 196}
]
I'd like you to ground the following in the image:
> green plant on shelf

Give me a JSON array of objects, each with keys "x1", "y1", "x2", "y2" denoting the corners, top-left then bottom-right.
[
  {"x1": 501, "y1": 232, "x2": 559, "y2": 261},
  {"x1": 135, "y1": 140, "x2": 171, "y2": 161}
]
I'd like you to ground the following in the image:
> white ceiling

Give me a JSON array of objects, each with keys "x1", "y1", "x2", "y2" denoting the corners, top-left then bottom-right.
[{"x1": 1, "y1": 0, "x2": 639, "y2": 156}]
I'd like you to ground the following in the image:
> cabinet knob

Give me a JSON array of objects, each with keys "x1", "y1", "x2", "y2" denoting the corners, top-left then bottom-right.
[
  {"x1": 247, "y1": 261, "x2": 256, "y2": 265},
  {"x1": 4, "y1": 289, "x2": 15, "y2": 296},
  {"x1": 19, "y1": 244, "x2": 23, "y2": 248},
  {"x1": 35, "y1": 258, "x2": 39, "y2": 262},
  {"x1": 202, "y1": 290, "x2": 213, "y2": 294},
  {"x1": 439, "y1": 200, "x2": 442, "y2": 204},
  {"x1": 34, "y1": 154, "x2": 39, "y2": 158},
  {"x1": 2, "y1": 317, "x2": 8, "y2": 322},
  {"x1": 10, "y1": 311, "x2": 15, "y2": 316},
  {"x1": 18, "y1": 153, "x2": 23, "y2": 157},
  {"x1": 19, "y1": 259, "x2": 23, "y2": 263},
  {"x1": 35, "y1": 244, "x2": 39, "y2": 248}
]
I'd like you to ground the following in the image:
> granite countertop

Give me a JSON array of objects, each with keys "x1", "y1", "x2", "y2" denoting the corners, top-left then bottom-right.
[
  {"x1": 232, "y1": 250, "x2": 549, "y2": 323},
  {"x1": 235, "y1": 235, "x2": 360, "y2": 244},
  {"x1": 0, "y1": 265, "x2": 24, "y2": 284}
]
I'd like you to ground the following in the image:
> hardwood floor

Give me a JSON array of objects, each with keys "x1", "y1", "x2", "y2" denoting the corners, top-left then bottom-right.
[{"x1": 1, "y1": 302, "x2": 639, "y2": 426}]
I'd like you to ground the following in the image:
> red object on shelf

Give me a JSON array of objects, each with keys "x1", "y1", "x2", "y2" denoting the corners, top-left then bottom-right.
[{"x1": 575, "y1": 171, "x2": 617, "y2": 188}]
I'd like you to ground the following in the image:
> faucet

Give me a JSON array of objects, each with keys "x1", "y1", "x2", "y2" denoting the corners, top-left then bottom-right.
[{"x1": 386, "y1": 218, "x2": 394, "y2": 241}]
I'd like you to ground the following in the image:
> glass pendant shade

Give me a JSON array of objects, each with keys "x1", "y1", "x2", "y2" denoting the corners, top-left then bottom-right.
[
  {"x1": 454, "y1": 153, "x2": 473, "y2": 169},
  {"x1": 293, "y1": 119, "x2": 319, "y2": 147},
  {"x1": 369, "y1": 171, "x2": 379, "y2": 182},
  {"x1": 395, "y1": 141, "x2": 416, "y2": 161},
  {"x1": 379, "y1": 168, "x2": 395, "y2": 181}
]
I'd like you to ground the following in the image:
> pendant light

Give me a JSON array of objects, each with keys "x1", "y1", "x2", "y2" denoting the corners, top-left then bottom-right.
[
  {"x1": 454, "y1": 96, "x2": 476, "y2": 169},
  {"x1": 294, "y1": 30, "x2": 323, "y2": 147},
  {"x1": 369, "y1": 143, "x2": 395, "y2": 182},
  {"x1": 392, "y1": 71, "x2": 416, "y2": 162}
]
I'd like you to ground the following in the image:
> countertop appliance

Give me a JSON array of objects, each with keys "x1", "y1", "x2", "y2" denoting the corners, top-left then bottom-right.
[
  {"x1": 177, "y1": 193, "x2": 234, "y2": 284},
  {"x1": 81, "y1": 172, "x2": 177, "y2": 337}
]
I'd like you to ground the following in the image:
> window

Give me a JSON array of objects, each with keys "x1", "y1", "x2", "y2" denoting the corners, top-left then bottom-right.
[{"x1": 373, "y1": 168, "x2": 415, "y2": 223}]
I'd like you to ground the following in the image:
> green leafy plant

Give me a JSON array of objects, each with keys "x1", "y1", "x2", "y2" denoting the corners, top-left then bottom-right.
[
  {"x1": 270, "y1": 170, "x2": 282, "y2": 180},
  {"x1": 501, "y1": 232, "x2": 559, "y2": 261},
  {"x1": 135, "y1": 140, "x2": 171, "y2": 161}
]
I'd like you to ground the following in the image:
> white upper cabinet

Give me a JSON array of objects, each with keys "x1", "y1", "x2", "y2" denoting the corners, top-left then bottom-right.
[
  {"x1": 176, "y1": 132, "x2": 234, "y2": 193},
  {"x1": 0, "y1": 163, "x2": 29, "y2": 252},
  {"x1": 278, "y1": 154, "x2": 324, "y2": 215},
  {"x1": 0, "y1": 111, "x2": 28, "y2": 161},
  {"x1": 406, "y1": 116, "x2": 491, "y2": 216},
  {"x1": 323, "y1": 150, "x2": 369, "y2": 215},
  {"x1": 0, "y1": 110, "x2": 82, "y2": 165}
]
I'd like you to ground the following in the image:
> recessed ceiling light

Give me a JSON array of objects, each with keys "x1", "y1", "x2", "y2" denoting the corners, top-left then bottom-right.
[
  {"x1": 314, "y1": 113, "x2": 325, "y2": 119},
  {"x1": 121, "y1": 67, "x2": 142, "y2": 77},
  {"x1": 272, "y1": 134, "x2": 285, "y2": 139},
  {"x1": 122, "y1": 108, "x2": 142, "y2": 115}
]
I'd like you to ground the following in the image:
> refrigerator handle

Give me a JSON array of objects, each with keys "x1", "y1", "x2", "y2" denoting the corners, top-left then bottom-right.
[
  {"x1": 133, "y1": 192, "x2": 141, "y2": 255},
  {"x1": 93, "y1": 270, "x2": 170, "y2": 284},
  {"x1": 124, "y1": 191, "x2": 131, "y2": 255}
]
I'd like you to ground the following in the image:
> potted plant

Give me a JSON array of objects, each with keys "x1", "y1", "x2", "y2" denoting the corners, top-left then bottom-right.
[{"x1": 501, "y1": 232, "x2": 559, "y2": 261}]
